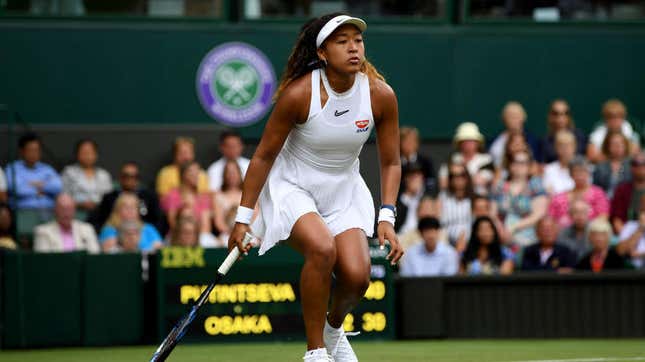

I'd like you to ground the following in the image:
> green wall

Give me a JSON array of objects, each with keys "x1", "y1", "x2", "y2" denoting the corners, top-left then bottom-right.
[{"x1": 1, "y1": 19, "x2": 644, "y2": 139}]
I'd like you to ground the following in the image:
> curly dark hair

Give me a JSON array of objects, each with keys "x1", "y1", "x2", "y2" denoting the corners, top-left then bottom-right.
[{"x1": 462, "y1": 216, "x2": 504, "y2": 267}]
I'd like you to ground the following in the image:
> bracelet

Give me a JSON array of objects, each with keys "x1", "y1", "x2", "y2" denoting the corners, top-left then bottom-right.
[
  {"x1": 378, "y1": 207, "x2": 396, "y2": 226},
  {"x1": 234, "y1": 206, "x2": 254, "y2": 225}
]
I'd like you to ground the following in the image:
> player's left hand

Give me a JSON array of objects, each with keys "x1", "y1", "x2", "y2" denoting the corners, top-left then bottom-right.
[{"x1": 377, "y1": 221, "x2": 403, "y2": 265}]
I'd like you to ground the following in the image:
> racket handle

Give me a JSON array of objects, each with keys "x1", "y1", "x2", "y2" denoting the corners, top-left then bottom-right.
[{"x1": 217, "y1": 232, "x2": 254, "y2": 275}]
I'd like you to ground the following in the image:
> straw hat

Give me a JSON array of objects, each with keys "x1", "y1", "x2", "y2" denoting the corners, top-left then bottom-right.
[{"x1": 453, "y1": 122, "x2": 485, "y2": 145}]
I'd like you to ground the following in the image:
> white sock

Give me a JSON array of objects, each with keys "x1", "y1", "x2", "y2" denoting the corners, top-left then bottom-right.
[
  {"x1": 325, "y1": 318, "x2": 342, "y2": 334},
  {"x1": 305, "y1": 347, "x2": 328, "y2": 357}
]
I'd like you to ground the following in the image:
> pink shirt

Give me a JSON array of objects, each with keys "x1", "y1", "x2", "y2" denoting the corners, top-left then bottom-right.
[
  {"x1": 60, "y1": 227, "x2": 75, "y2": 252},
  {"x1": 161, "y1": 188, "x2": 212, "y2": 218},
  {"x1": 548, "y1": 185, "x2": 609, "y2": 228}
]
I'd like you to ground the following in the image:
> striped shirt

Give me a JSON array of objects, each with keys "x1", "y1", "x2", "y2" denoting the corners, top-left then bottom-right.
[{"x1": 439, "y1": 191, "x2": 471, "y2": 245}]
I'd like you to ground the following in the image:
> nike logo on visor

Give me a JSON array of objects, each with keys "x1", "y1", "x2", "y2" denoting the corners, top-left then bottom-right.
[{"x1": 334, "y1": 109, "x2": 349, "y2": 117}]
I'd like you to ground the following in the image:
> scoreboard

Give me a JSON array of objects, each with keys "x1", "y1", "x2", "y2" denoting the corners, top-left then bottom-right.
[{"x1": 154, "y1": 246, "x2": 396, "y2": 342}]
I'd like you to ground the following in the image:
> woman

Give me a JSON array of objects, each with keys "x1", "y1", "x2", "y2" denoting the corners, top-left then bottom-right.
[
  {"x1": 169, "y1": 215, "x2": 200, "y2": 247},
  {"x1": 587, "y1": 99, "x2": 640, "y2": 163},
  {"x1": 161, "y1": 161, "x2": 213, "y2": 235},
  {"x1": 592, "y1": 130, "x2": 632, "y2": 198},
  {"x1": 438, "y1": 162, "x2": 473, "y2": 252},
  {"x1": 227, "y1": 13, "x2": 403, "y2": 362},
  {"x1": 548, "y1": 156, "x2": 610, "y2": 228},
  {"x1": 61, "y1": 139, "x2": 112, "y2": 212},
  {"x1": 213, "y1": 160, "x2": 250, "y2": 242},
  {"x1": 492, "y1": 151, "x2": 548, "y2": 248},
  {"x1": 99, "y1": 192, "x2": 163, "y2": 252},
  {"x1": 489, "y1": 101, "x2": 539, "y2": 168},
  {"x1": 539, "y1": 99, "x2": 587, "y2": 163},
  {"x1": 461, "y1": 216, "x2": 514, "y2": 275},
  {"x1": 494, "y1": 131, "x2": 539, "y2": 183},
  {"x1": 543, "y1": 130, "x2": 576, "y2": 194}
]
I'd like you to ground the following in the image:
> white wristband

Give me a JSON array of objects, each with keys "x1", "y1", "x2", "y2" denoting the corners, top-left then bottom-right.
[
  {"x1": 234, "y1": 206, "x2": 254, "y2": 225},
  {"x1": 377, "y1": 208, "x2": 396, "y2": 226}
]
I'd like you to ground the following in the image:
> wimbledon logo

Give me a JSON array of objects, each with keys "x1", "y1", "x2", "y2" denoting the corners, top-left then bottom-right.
[{"x1": 196, "y1": 42, "x2": 276, "y2": 127}]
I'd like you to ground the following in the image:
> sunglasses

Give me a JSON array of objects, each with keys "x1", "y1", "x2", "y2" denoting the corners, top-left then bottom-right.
[{"x1": 550, "y1": 109, "x2": 569, "y2": 116}]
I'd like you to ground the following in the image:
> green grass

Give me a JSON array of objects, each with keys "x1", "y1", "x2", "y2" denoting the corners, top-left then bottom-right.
[{"x1": 1, "y1": 340, "x2": 644, "y2": 361}]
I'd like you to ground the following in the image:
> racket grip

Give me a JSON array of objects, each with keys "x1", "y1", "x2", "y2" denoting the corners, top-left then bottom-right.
[{"x1": 217, "y1": 232, "x2": 254, "y2": 275}]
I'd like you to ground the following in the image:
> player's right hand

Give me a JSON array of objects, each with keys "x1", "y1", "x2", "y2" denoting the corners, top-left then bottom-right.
[{"x1": 228, "y1": 222, "x2": 253, "y2": 256}]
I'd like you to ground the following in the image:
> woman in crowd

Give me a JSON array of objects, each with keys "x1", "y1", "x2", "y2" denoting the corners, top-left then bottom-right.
[
  {"x1": 169, "y1": 215, "x2": 200, "y2": 247},
  {"x1": 99, "y1": 192, "x2": 163, "y2": 252},
  {"x1": 548, "y1": 156, "x2": 610, "y2": 228},
  {"x1": 0, "y1": 203, "x2": 17, "y2": 250},
  {"x1": 213, "y1": 159, "x2": 248, "y2": 241},
  {"x1": 593, "y1": 130, "x2": 632, "y2": 199},
  {"x1": 539, "y1": 99, "x2": 587, "y2": 163},
  {"x1": 576, "y1": 218, "x2": 626, "y2": 272},
  {"x1": 543, "y1": 130, "x2": 576, "y2": 194},
  {"x1": 588, "y1": 99, "x2": 639, "y2": 163},
  {"x1": 461, "y1": 216, "x2": 514, "y2": 275},
  {"x1": 438, "y1": 162, "x2": 473, "y2": 252},
  {"x1": 494, "y1": 131, "x2": 538, "y2": 183},
  {"x1": 489, "y1": 101, "x2": 539, "y2": 168},
  {"x1": 61, "y1": 139, "x2": 112, "y2": 213},
  {"x1": 492, "y1": 151, "x2": 548, "y2": 248}
]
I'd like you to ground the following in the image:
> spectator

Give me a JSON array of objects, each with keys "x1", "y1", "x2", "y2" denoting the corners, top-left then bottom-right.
[
  {"x1": 399, "y1": 126, "x2": 437, "y2": 196},
  {"x1": 161, "y1": 161, "x2": 213, "y2": 235},
  {"x1": 548, "y1": 156, "x2": 609, "y2": 228},
  {"x1": 616, "y1": 193, "x2": 645, "y2": 269},
  {"x1": 398, "y1": 196, "x2": 438, "y2": 251},
  {"x1": 99, "y1": 192, "x2": 163, "y2": 252},
  {"x1": 558, "y1": 199, "x2": 592, "y2": 262},
  {"x1": 543, "y1": 130, "x2": 576, "y2": 194},
  {"x1": 439, "y1": 122, "x2": 494, "y2": 194},
  {"x1": 207, "y1": 130, "x2": 250, "y2": 192},
  {"x1": 116, "y1": 221, "x2": 144, "y2": 253},
  {"x1": 0, "y1": 168, "x2": 7, "y2": 203},
  {"x1": 577, "y1": 218, "x2": 625, "y2": 272},
  {"x1": 592, "y1": 131, "x2": 632, "y2": 199},
  {"x1": 89, "y1": 162, "x2": 161, "y2": 233},
  {"x1": 494, "y1": 131, "x2": 538, "y2": 184},
  {"x1": 611, "y1": 152, "x2": 645, "y2": 234},
  {"x1": 33, "y1": 193, "x2": 99, "y2": 253},
  {"x1": 396, "y1": 162, "x2": 426, "y2": 234},
  {"x1": 0, "y1": 203, "x2": 17, "y2": 250},
  {"x1": 168, "y1": 215, "x2": 199, "y2": 247},
  {"x1": 156, "y1": 137, "x2": 209, "y2": 197},
  {"x1": 438, "y1": 162, "x2": 472, "y2": 252},
  {"x1": 522, "y1": 216, "x2": 576, "y2": 272},
  {"x1": 213, "y1": 159, "x2": 253, "y2": 242},
  {"x1": 61, "y1": 139, "x2": 112, "y2": 212},
  {"x1": 492, "y1": 151, "x2": 548, "y2": 248},
  {"x1": 587, "y1": 99, "x2": 640, "y2": 163},
  {"x1": 173, "y1": 205, "x2": 221, "y2": 247},
  {"x1": 399, "y1": 217, "x2": 458, "y2": 277},
  {"x1": 470, "y1": 194, "x2": 506, "y2": 241},
  {"x1": 5, "y1": 133, "x2": 62, "y2": 211},
  {"x1": 461, "y1": 216, "x2": 514, "y2": 275},
  {"x1": 539, "y1": 99, "x2": 587, "y2": 163},
  {"x1": 489, "y1": 101, "x2": 540, "y2": 168}
]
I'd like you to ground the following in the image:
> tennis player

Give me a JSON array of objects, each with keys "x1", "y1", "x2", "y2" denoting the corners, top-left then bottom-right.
[{"x1": 229, "y1": 12, "x2": 403, "y2": 362}]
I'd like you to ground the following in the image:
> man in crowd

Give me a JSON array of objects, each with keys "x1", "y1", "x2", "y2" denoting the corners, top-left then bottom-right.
[
  {"x1": 611, "y1": 151, "x2": 645, "y2": 233},
  {"x1": 156, "y1": 137, "x2": 209, "y2": 197},
  {"x1": 33, "y1": 193, "x2": 99, "y2": 253},
  {"x1": 207, "y1": 130, "x2": 250, "y2": 192},
  {"x1": 399, "y1": 217, "x2": 458, "y2": 277},
  {"x1": 522, "y1": 216, "x2": 576, "y2": 272},
  {"x1": 616, "y1": 194, "x2": 645, "y2": 269},
  {"x1": 577, "y1": 218, "x2": 625, "y2": 272},
  {"x1": 558, "y1": 199, "x2": 592, "y2": 262},
  {"x1": 399, "y1": 126, "x2": 436, "y2": 196}
]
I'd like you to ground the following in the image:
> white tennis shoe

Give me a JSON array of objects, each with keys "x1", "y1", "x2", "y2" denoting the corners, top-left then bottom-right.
[
  {"x1": 323, "y1": 320, "x2": 359, "y2": 362},
  {"x1": 303, "y1": 347, "x2": 334, "y2": 361}
]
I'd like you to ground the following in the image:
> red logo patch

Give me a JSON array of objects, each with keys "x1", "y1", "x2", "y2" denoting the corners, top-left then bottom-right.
[{"x1": 355, "y1": 120, "x2": 369, "y2": 129}]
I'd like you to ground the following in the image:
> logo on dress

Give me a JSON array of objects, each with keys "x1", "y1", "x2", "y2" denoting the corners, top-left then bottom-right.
[
  {"x1": 355, "y1": 120, "x2": 369, "y2": 133},
  {"x1": 196, "y1": 42, "x2": 276, "y2": 127}
]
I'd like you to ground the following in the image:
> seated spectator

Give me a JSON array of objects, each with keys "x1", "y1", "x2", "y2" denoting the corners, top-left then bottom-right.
[
  {"x1": 61, "y1": 139, "x2": 113, "y2": 212},
  {"x1": 33, "y1": 193, "x2": 99, "y2": 253},
  {"x1": 5, "y1": 133, "x2": 62, "y2": 211},
  {"x1": 489, "y1": 101, "x2": 540, "y2": 168},
  {"x1": 522, "y1": 216, "x2": 576, "y2": 272},
  {"x1": 548, "y1": 156, "x2": 609, "y2": 228},
  {"x1": 438, "y1": 162, "x2": 472, "y2": 251},
  {"x1": 588, "y1": 99, "x2": 640, "y2": 163},
  {"x1": 169, "y1": 215, "x2": 199, "y2": 247},
  {"x1": 398, "y1": 196, "x2": 438, "y2": 251},
  {"x1": 399, "y1": 217, "x2": 458, "y2": 277},
  {"x1": 461, "y1": 216, "x2": 514, "y2": 275},
  {"x1": 161, "y1": 161, "x2": 213, "y2": 235},
  {"x1": 207, "y1": 130, "x2": 250, "y2": 192},
  {"x1": 396, "y1": 162, "x2": 426, "y2": 234},
  {"x1": 492, "y1": 151, "x2": 547, "y2": 248},
  {"x1": 156, "y1": 137, "x2": 209, "y2": 198},
  {"x1": 214, "y1": 159, "x2": 255, "y2": 242},
  {"x1": 88, "y1": 162, "x2": 161, "y2": 233},
  {"x1": 399, "y1": 126, "x2": 437, "y2": 196},
  {"x1": 439, "y1": 122, "x2": 494, "y2": 194},
  {"x1": 543, "y1": 130, "x2": 576, "y2": 194},
  {"x1": 0, "y1": 168, "x2": 7, "y2": 203},
  {"x1": 539, "y1": 99, "x2": 587, "y2": 163},
  {"x1": 558, "y1": 199, "x2": 592, "y2": 262},
  {"x1": 611, "y1": 152, "x2": 645, "y2": 233},
  {"x1": 577, "y1": 218, "x2": 626, "y2": 272},
  {"x1": 593, "y1": 131, "x2": 632, "y2": 199},
  {"x1": 616, "y1": 194, "x2": 645, "y2": 269},
  {"x1": 0, "y1": 203, "x2": 17, "y2": 250},
  {"x1": 173, "y1": 205, "x2": 221, "y2": 247},
  {"x1": 471, "y1": 194, "x2": 507, "y2": 243},
  {"x1": 99, "y1": 192, "x2": 163, "y2": 252},
  {"x1": 115, "y1": 221, "x2": 144, "y2": 253},
  {"x1": 494, "y1": 131, "x2": 538, "y2": 184}
]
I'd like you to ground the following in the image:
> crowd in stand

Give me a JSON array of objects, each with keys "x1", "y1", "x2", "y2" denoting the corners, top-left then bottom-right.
[{"x1": 1, "y1": 98, "x2": 643, "y2": 277}]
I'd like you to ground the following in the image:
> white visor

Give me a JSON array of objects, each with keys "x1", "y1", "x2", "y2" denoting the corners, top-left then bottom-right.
[{"x1": 316, "y1": 15, "x2": 367, "y2": 48}]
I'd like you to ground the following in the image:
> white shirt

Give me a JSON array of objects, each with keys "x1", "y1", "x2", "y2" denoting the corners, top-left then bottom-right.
[
  {"x1": 399, "y1": 241, "x2": 459, "y2": 277},
  {"x1": 398, "y1": 190, "x2": 423, "y2": 235},
  {"x1": 589, "y1": 121, "x2": 640, "y2": 149},
  {"x1": 0, "y1": 168, "x2": 6, "y2": 191},
  {"x1": 618, "y1": 221, "x2": 645, "y2": 269},
  {"x1": 207, "y1": 157, "x2": 250, "y2": 191},
  {"x1": 543, "y1": 161, "x2": 574, "y2": 194}
]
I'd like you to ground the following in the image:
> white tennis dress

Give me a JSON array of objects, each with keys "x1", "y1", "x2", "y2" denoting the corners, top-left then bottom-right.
[{"x1": 252, "y1": 68, "x2": 375, "y2": 255}]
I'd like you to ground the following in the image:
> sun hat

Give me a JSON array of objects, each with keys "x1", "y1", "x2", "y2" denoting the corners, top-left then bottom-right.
[{"x1": 453, "y1": 122, "x2": 485, "y2": 145}]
